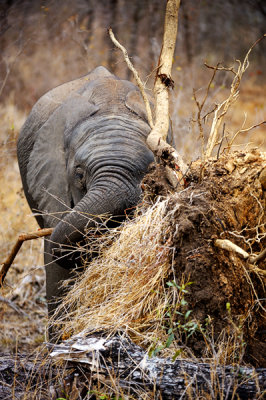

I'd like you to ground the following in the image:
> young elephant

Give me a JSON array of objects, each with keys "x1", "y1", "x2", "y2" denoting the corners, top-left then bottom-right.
[{"x1": 17, "y1": 67, "x2": 155, "y2": 324}]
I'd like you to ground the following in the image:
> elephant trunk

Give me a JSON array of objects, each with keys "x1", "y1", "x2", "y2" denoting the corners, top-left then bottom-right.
[{"x1": 49, "y1": 177, "x2": 141, "y2": 266}]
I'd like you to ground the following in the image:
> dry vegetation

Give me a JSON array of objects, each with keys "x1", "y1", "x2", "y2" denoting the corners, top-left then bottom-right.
[
  {"x1": 0, "y1": 106, "x2": 46, "y2": 353},
  {"x1": 0, "y1": 0, "x2": 266, "y2": 398}
]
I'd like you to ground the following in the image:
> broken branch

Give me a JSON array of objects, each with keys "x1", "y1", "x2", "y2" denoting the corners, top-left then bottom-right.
[
  {"x1": 215, "y1": 239, "x2": 266, "y2": 275},
  {"x1": 0, "y1": 228, "x2": 53, "y2": 287}
]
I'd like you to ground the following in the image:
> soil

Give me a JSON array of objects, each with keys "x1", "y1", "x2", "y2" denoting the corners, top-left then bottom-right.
[{"x1": 143, "y1": 149, "x2": 266, "y2": 368}]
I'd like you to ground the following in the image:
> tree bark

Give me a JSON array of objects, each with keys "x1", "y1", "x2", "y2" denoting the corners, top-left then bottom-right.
[
  {"x1": 48, "y1": 333, "x2": 266, "y2": 399},
  {"x1": 146, "y1": 0, "x2": 188, "y2": 187},
  {"x1": 0, "y1": 353, "x2": 57, "y2": 399},
  {"x1": 1, "y1": 337, "x2": 265, "y2": 399}
]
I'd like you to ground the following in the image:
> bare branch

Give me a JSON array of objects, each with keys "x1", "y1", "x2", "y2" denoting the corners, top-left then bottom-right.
[
  {"x1": 108, "y1": 28, "x2": 154, "y2": 128},
  {"x1": 146, "y1": 0, "x2": 188, "y2": 186},
  {"x1": 0, "y1": 228, "x2": 53, "y2": 287},
  {"x1": 152, "y1": 0, "x2": 181, "y2": 141},
  {"x1": 229, "y1": 120, "x2": 266, "y2": 147},
  {"x1": 193, "y1": 64, "x2": 220, "y2": 158},
  {"x1": 204, "y1": 62, "x2": 237, "y2": 76},
  {"x1": 205, "y1": 35, "x2": 266, "y2": 158}
]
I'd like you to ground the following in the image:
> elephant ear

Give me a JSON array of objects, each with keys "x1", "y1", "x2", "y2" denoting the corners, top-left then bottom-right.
[
  {"x1": 26, "y1": 95, "x2": 99, "y2": 228},
  {"x1": 86, "y1": 66, "x2": 113, "y2": 80},
  {"x1": 18, "y1": 67, "x2": 112, "y2": 194},
  {"x1": 125, "y1": 90, "x2": 154, "y2": 123},
  {"x1": 19, "y1": 66, "x2": 112, "y2": 147}
]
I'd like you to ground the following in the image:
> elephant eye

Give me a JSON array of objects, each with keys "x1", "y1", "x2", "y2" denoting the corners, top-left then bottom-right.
[{"x1": 75, "y1": 166, "x2": 85, "y2": 183}]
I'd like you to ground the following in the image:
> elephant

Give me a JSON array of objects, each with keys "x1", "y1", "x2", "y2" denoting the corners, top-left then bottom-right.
[{"x1": 17, "y1": 66, "x2": 161, "y2": 334}]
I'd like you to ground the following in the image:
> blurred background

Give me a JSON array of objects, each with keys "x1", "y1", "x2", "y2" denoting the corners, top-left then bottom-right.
[
  {"x1": 1, "y1": 0, "x2": 265, "y2": 157},
  {"x1": 0, "y1": 0, "x2": 265, "y2": 352}
]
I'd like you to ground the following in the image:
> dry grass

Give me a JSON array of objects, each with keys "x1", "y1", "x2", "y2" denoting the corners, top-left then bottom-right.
[
  {"x1": 55, "y1": 199, "x2": 176, "y2": 346},
  {"x1": 0, "y1": 101, "x2": 46, "y2": 353}
]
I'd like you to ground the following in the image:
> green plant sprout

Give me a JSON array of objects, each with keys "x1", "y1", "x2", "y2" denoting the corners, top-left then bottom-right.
[{"x1": 148, "y1": 280, "x2": 202, "y2": 359}]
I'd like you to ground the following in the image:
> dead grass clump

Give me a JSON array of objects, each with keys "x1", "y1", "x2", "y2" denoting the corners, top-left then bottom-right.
[{"x1": 55, "y1": 198, "x2": 177, "y2": 346}]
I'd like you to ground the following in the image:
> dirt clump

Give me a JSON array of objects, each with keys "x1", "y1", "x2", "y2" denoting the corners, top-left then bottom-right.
[{"x1": 145, "y1": 150, "x2": 265, "y2": 367}]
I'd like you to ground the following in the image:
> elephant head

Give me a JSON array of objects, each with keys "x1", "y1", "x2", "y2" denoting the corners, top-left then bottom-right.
[{"x1": 17, "y1": 67, "x2": 154, "y2": 269}]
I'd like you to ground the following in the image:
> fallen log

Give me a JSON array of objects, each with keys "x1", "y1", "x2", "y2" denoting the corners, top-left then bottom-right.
[
  {"x1": 1, "y1": 334, "x2": 265, "y2": 399},
  {"x1": 48, "y1": 332, "x2": 266, "y2": 399},
  {"x1": 0, "y1": 352, "x2": 56, "y2": 399}
]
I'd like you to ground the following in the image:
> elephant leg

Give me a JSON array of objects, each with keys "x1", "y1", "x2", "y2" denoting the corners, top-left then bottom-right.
[{"x1": 44, "y1": 239, "x2": 74, "y2": 341}]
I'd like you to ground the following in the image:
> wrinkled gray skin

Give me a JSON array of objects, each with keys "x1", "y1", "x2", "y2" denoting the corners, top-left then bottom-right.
[{"x1": 17, "y1": 67, "x2": 155, "y2": 330}]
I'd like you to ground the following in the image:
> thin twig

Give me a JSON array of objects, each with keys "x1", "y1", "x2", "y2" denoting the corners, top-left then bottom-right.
[
  {"x1": 228, "y1": 120, "x2": 266, "y2": 148},
  {"x1": 204, "y1": 62, "x2": 237, "y2": 76},
  {"x1": 205, "y1": 35, "x2": 266, "y2": 159},
  {"x1": 0, "y1": 295, "x2": 28, "y2": 317},
  {"x1": 193, "y1": 64, "x2": 220, "y2": 160},
  {"x1": 0, "y1": 228, "x2": 53, "y2": 287},
  {"x1": 216, "y1": 123, "x2": 225, "y2": 160},
  {"x1": 108, "y1": 28, "x2": 154, "y2": 128}
]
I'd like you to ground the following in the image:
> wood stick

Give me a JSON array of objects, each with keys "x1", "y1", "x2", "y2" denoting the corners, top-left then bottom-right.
[
  {"x1": 214, "y1": 239, "x2": 266, "y2": 275},
  {"x1": 215, "y1": 239, "x2": 249, "y2": 259},
  {"x1": 0, "y1": 228, "x2": 53, "y2": 287}
]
